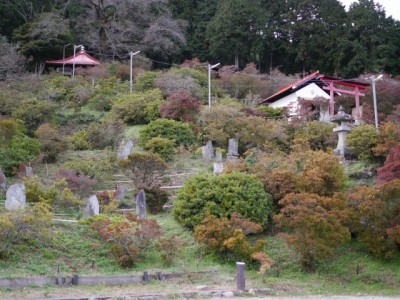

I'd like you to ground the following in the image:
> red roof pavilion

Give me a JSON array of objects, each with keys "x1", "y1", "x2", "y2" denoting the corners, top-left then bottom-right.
[{"x1": 46, "y1": 46, "x2": 100, "y2": 66}]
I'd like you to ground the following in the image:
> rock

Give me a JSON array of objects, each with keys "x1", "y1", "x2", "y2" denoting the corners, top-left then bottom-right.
[
  {"x1": 136, "y1": 189, "x2": 147, "y2": 219},
  {"x1": 202, "y1": 141, "x2": 214, "y2": 161},
  {"x1": 82, "y1": 195, "x2": 100, "y2": 218},
  {"x1": 221, "y1": 291, "x2": 234, "y2": 297},
  {"x1": 114, "y1": 184, "x2": 128, "y2": 200},
  {"x1": 215, "y1": 150, "x2": 223, "y2": 162},
  {"x1": 5, "y1": 183, "x2": 26, "y2": 211},
  {"x1": 196, "y1": 285, "x2": 208, "y2": 291},
  {"x1": 118, "y1": 140, "x2": 134, "y2": 160}
]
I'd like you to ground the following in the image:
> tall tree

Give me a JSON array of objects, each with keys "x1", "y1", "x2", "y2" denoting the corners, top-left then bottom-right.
[
  {"x1": 74, "y1": 0, "x2": 187, "y2": 61},
  {"x1": 206, "y1": 0, "x2": 268, "y2": 68}
]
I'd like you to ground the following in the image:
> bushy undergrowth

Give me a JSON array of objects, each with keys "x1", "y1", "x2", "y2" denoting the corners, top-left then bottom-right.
[{"x1": 173, "y1": 172, "x2": 274, "y2": 230}]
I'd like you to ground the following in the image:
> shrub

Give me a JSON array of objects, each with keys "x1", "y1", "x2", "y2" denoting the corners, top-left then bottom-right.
[
  {"x1": 376, "y1": 143, "x2": 400, "y2": 184},
  {"x1": 67, "y1": 130, "x2": 91, "y2": 150},
  {"x1": 86, "y1": 118, "x2": 125, "y2": 150},
  {"x1": 24, "y1": 176, "x2": 82, "y2": 208},
  {"x1": 274, "y1": 193, "x2": 351, "y2": 272},
  {"x1": 139, "y1": 119, "x2": 195, "y2": 148},
  {"x1": 11, "y1": 99, "x2": 56, "y2": 134},
  {"x1": 53, "y1": 169, "x2": 96, "y2": 197},
  {"x1": 120, "y1": 152, "x2": 167, "y2": 189},
  {"x1": 197, "y1": 105, "x2": 244, "y2": 145},
  {"x1": 91, "y1": 213, "x2": 162, "y2": 267},
  {"x1": 347, "y1": 124, "x2": 379, "y2": 161},
  {"x1": 135, "y1": 71, "x2": 159, "y2": 92},
  {"x1": 160, "y1": 89, "x2": 201, "y2": 122},
  {"x1": 111, "y1": 89, "x2": 164, "y2": 125},
  {"x1": 294, "y1": 121, "x2": 336, "y2": 151},
  {"x1": 155, "y1": 67, "x2": 205, "y2": 98},
  {"x1": 373, "y1": 122, "x2": 400, "y2": 160},
  {"x1": 143, "y1": 186, "x2": 169, "y2": 214},
  {"x1": 144, "y1": 137, "x2": 175, "y2": 161},
  {"x1": 173, "y1": 172, "x2": 274, "y2": 230},
  {"x1": 0, "y1": 202, "x2": 52, "y2": 258},
  {"x1": 0, "y1": 117, "x2": 25, "y2": 145},
  {"x1": 256, "y1": 106, "x2": 285, "y2": 118},
  {"x1": 34, "y1": 123, "x2": 67, "y2": 162},
  {"x1": 0, "y1": 136, "x2": 41, "y2": 176},
  {"x1": 194, "y1": 213, "x2": 266, "y2": 265},
  {"x1": 345, "y1": 182, "x2": 400, "y2": 258},
  {"x1": 156, "y1": 237, "x2": 182, "y2": 266}
]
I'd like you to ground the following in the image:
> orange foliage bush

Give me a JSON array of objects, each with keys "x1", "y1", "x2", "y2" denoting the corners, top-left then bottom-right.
[
  {"x1": 194, "y1": 213, "x2": 270, "y2": 270},
  {"x1": 274, "y1": 193, "x2": 350, "y2": 272},
  {"x1": 92, "y1": 213, "x2": 162, "y2": 267}
]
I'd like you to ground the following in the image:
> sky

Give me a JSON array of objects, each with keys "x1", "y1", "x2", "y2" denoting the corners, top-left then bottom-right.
[{"x1": 339, "y1": 0, "x2": 400, "y2": 20}]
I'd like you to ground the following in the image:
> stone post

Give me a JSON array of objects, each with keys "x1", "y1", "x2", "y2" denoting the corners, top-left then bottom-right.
[
  {"x1": 330, "y1": 106, "x2": 353, "y2": 160},
  {"x1": 236, "y1": 262, "x2": 246, "y2": 291}
]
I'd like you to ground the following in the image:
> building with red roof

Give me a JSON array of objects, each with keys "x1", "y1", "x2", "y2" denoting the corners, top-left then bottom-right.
[
  {"x1": 259, "y1": 71, "x2": 369, "y2": 122},
  {"x1": 46, "y1": 46, "x2": 100, "y2": 75}
]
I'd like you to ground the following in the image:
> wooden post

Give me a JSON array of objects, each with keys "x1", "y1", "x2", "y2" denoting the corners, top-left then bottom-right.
[
  {"x1": 143, "y1": 271, "x2": 150, "y2": 282},
  {"x1": 236, "y1": 262, "x2": 246, "y2": 291},
  {"x1": 157, "y1": 272, "x2": 164, "y2": 281},
  {"x1": 56, "y1": 265, "x2": 63, "y2": 286},
  {"x1": 72, "y1": 274, "x2": 79, "y2": 285}
]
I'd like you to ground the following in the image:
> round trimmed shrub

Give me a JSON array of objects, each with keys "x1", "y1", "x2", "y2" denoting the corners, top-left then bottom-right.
[
  {"x1": 143, "y1": 187, "x2": 169, "y2": 214},
  {"x1": 173, "y1": 172, "x2": 274, "y2": 230},
  {"x1": 144, "y1": 137, "x2": 175, "y2": 161},
  {"x1": 139, "y1": 119, "x2": 195, "y2": 147}
]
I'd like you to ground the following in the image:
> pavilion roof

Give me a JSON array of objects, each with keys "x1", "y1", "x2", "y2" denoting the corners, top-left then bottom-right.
[
  {"x1": 46, "y1": 47, "x2": 100, "y2": 66},
  {"x1": 259, "y1": 71, "x2": 370, "y2": 104}
]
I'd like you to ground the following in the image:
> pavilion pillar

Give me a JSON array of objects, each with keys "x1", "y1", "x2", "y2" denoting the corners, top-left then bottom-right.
[{"x1": 329, "y1": 82, "x2": 335, "y2": 115}]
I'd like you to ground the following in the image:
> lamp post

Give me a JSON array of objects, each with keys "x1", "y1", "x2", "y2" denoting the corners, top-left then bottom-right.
[
  {"x1": 72, "y1": 44, "x2": 83, "y2": 78},
  {"x1": 130, "y1": 51, "x2": 140, "y2": 94},
  {"x1": 62, "y1": 44, "x2": 71, "y2": 75},
  {"x1": 371, "y1": 74, "x2": 383, "y2": 130},
  {"x1": 208, "y1": 63, "x2": 220, "y2": 108}
]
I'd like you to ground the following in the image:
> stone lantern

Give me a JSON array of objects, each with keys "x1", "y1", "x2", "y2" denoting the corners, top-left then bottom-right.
[{"x1": 330, "y1": 106, "x2": 353, "y2": 160}]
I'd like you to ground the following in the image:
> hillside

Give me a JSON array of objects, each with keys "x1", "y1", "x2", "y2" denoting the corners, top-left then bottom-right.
[{"x1": 1, "y1": 66, "x2": 400, "y2": 299}]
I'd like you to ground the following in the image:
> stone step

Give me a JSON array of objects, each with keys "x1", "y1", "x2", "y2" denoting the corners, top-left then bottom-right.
[{"x1": 160, "y1": 185, "x2": 183, "y2": 189}]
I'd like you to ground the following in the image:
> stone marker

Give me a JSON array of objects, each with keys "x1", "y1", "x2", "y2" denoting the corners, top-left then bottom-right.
[
  {"x1": 215, "y1": 150, "x2": 223, "y2": 162},
  {"x1": 136, "y1": 189, "x2": 147, "y2": 219},
  {"x1": 227, "y1": 138, "x2": 239, "y2": 161},
  {"x1": 201, "y1": 141, "x2": 214, "y2": 161},
  {"x1": 0, "y1": 168, "x2": 6, "y2": 191},
  {"x1": 25, "y1": 166, "x2": 33, "y2": 177},
  {"x1": 114, "y1": 184, "x2": 128, "y2": 200},
  {"x1": 236, "y1": 262, "x2": 246, "y2": 291},
  {"x1": 82, "y1": 195, "x2": 100, "y2": 218},
  {"x1": 118, "y1": 140, "x2": 134, "y2": 160},
  {"x1": 5, "y1": 183, "x2": 26, "y2": 211},
  {"x1": 213, "y1": 162, "x2": 224, "y2": 175}
]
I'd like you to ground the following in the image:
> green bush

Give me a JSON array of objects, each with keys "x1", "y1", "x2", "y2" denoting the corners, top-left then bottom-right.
[
  {"x1": 135, "y1": 71, "x2": 159, "y2": 92},
  {"x1": 347, "y1": 124, "x2": 378, "y2": 161},
  {"x1": 86, "y1": 118, "x2": 125, "y2": 150},
  {"x1": 173, "y1": 172, "x2": 274, "y2": 230},
  {"x1": 0, "y1": 203, "x2": 52, "y2": 258},
  {"x1": 35, "y1": 123, "x2": 67, "y2": 162},
  {"x1": 111, "y1": 89, "x2": 164, "y2": 125},
  {"x1": 294, "y1": 121, "x2": 336, "y2": 151},
  {"x1": 67, "y1": 130, "x2": 91, "y2": 150},
  {"x1": 139, "y1": 119, "x2": 195, "y2": 148},
  {"x1": 0, "y1": 136, "x2": 41, "y2": 175},
  {"x1": 143, "y1": 186, "x2": 169, "y2": 214},
  {"x1": 11, "y1": 99, "x2": 56, "y2": 134},
  {"x1": 0, "y1": 117, "x2": 25, "y2": 145},
  {"x1": 144, "y1": 137, "x2": 175, "y2": 161}
]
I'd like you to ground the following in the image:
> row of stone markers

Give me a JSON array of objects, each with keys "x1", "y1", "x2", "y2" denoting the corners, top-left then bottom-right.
[{"x1": 201, "y1": 138, "x2": 239, "y2": 175}]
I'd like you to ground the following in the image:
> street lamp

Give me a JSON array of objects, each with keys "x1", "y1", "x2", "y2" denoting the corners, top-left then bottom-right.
[
  {"x1": 130, "y1": 51, "x2": 140, "y2": 94},
  {"x1": 208, "y1": 62, "x2": 220, "y2": 108},
  {"x1": 72, "y1": 44, "x2": 83, "y2": 78},
  {"x1": 371, "y1": 74, "x2": 383, "y2": 130},
  {"x1": 62, "y1": 43, "x2": 71, "y2": 75}
]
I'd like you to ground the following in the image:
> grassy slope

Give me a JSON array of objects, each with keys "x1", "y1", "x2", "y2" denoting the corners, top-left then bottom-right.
[{"x1": 1, "y1": 123, "x2": 400, "y2": 296}]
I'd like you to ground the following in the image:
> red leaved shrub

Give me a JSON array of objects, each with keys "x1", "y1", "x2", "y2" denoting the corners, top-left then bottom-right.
[
  {"x1": 160, "y1": 89, "x2": 201, "y2": 122},
  {"x1": 376, "y1": 143, "x2": 400, "y2": 184}
]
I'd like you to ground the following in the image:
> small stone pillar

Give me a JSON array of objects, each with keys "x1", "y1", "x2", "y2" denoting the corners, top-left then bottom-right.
[
  {"x1": 202, "y1": 141, "x2": 214, "y2": 161},
  {"x1": 330, "y1": 106, "x2": 353, "y2": 160}
]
